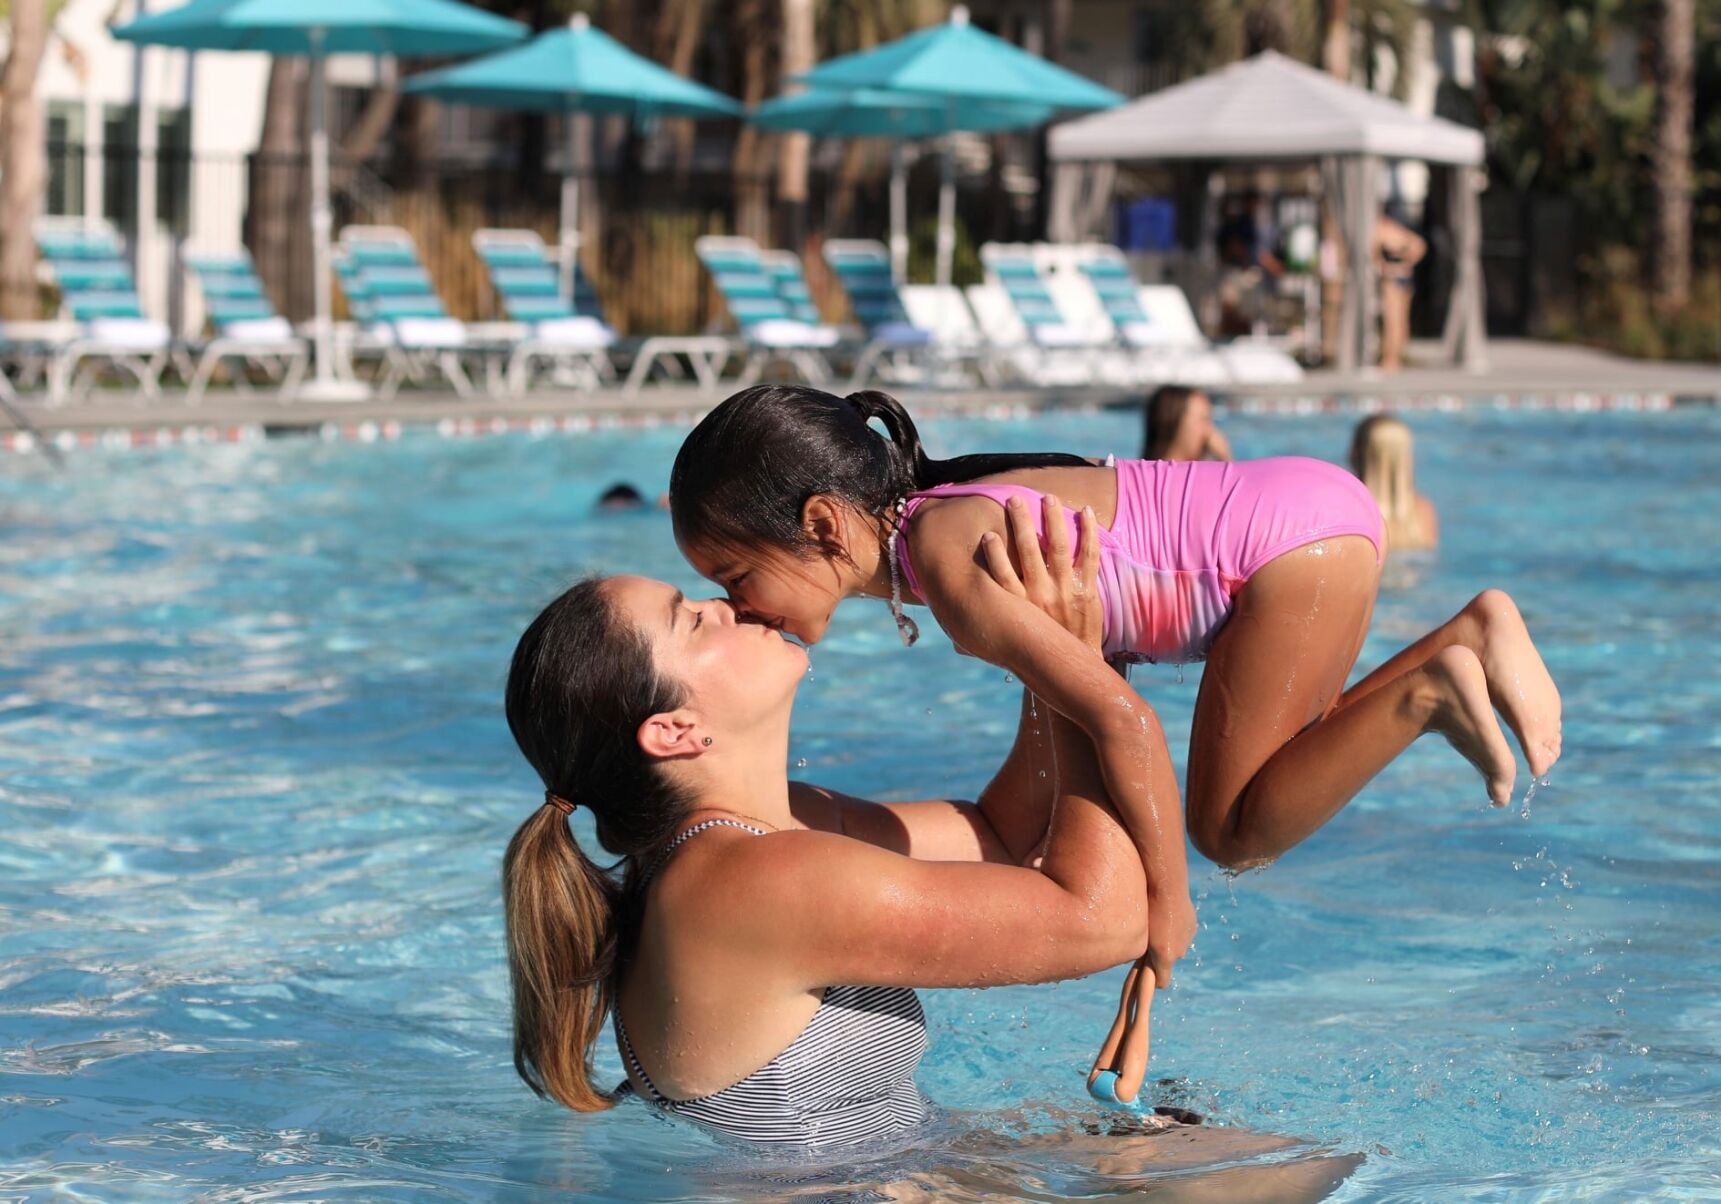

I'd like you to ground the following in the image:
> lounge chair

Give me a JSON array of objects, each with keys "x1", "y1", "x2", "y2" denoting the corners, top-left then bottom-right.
[
  {"x1": 472, "y1": 229, "x2": 616, "y2": 393},
  {"x1": 1134, "y1": 281, "x2": 1303, "y2": 385},
  {"x1": 35, "y1": 220, "x2": 173, "y2": 404},
  {"x1": 337, "y1": 226, "x2": 474, "y2": 398},
  {"x1": 824, "y1": 239, "x2": 998, "y2": 389},
  {"x1": 182, "y1": 249, "x2": 309, "y2": 403},
  {"x1": 475, "y1": 228, "x2": 733, "y2": 395},
  {"x1": 1065, "y1": 246, "x2": 1228, "y2": 387},
  {"x1": 977, "y1": 243, "x2": 1109, "y2": 387},
  {"x1": 695, "y1": 236, "x2": 840, "y2": 388}
]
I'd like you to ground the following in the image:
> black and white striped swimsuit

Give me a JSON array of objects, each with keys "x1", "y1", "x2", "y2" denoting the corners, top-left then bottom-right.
[{"x1": 614, "y1": 819, "x2": 931, "y2": 1147}]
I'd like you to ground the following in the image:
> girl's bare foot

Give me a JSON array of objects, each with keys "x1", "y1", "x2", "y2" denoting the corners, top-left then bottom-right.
[
  {"x1": 1419, "y1": 645, "x2": 1517, "y2": 806},
  {"x1": 1466, "y1": 589, "x2": 1563, "y2": 779}
]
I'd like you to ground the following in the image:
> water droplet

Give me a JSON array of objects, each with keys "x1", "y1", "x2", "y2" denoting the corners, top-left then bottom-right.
[
  {"x1": 1175, "y1": 664, "x2": 1185, "y2": 684},
  {"x1": 924, "y1": 707, "x2": 933, "y2": 716},
  {"x1": 1004, "y1": 673, "x2": 1015, "y2": 684},
  {"x1": 794, "y1": 758, "x2": 808, "y2": 769}
]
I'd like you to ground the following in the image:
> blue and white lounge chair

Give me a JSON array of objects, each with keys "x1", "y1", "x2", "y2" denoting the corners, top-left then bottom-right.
[
  {"x1": 695, "y1": 236, "x2": 840, "y2": 388},
  {"x1": 337, "y1": 226, "x2": 473, "y2": 398},
  {"x1": 183, "y1": 249, "x2": 309, "y2": 403},
  {"x1": 35, "y1": 220, "x2": 173, "y2": 403},
  {"x1": 472, "y1": 228, "x2": 616, "y2": 393},
  {"x1": 974, "y1": 243, "x2": 1106, "y2": 386},
  {"x1": 822, "y1": 238, "x2": 981, "y2": 388},
  {"x1": 473, "y1": 228, "x2": 732, "y2": 395}
]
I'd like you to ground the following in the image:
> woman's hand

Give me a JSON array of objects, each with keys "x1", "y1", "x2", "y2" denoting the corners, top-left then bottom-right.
[{"x1": 979, "y1": 494, "x2": 1103, "y2": 651}]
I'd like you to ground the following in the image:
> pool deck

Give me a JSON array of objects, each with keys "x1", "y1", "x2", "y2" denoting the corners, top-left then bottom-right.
[{"x1": 3, "y1": 339, "x2": 1715, "y2": 453}]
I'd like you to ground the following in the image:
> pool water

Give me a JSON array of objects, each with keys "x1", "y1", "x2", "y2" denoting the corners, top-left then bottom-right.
[{"x1": 1, "y1": 406, "x2": 1717, "y2": 1200}]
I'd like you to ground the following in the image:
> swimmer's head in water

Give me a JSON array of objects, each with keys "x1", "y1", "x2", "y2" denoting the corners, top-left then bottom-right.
[
  {"x1": 501, "y1": 575, "x2": 804, "y2": 1111},
  {"x1": 669, "y1": 384, "x2": 1086, "y2": 644}
]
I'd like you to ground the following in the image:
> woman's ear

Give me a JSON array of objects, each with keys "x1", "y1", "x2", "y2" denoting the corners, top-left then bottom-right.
[
  {"x1": 637, "y1": 710, "x2": 708, "y2": 761},
  {"x1": 801, "y1": 494, "x2": 850, "y2": 558}
]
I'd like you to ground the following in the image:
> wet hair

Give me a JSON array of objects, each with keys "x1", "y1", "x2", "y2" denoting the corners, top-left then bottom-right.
[
  {"x1": 669, "y1": 385, "x2": 1088, "y2": 561},
  {"x1": 597, "y1": 483, "x2": 646, "y2": 510},
  {"x1": 1142, "y1": 385, "x2": 1204, "y2": 460},
  {"x1": 1349, "y1": 414, "x2": 1421, "y2": 550},
  {"x1": 501, "y1": 579, "x2": 693, "y2": 1112}
]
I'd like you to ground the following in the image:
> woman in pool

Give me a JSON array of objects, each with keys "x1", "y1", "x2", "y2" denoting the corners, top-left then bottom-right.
[
  {"x1": 1142, "y1": 385, "x2": 1232, "y2": 462},
  {"x1": 503, "y1": 506, "x2": 1151, "y2": 1145},
  {"x1": 668, "y1": 385, "x2": 1563, "y2": 1097},
  {"x1": 501, "y1": 525, "x2": 1358, "y2": 1195},
  {"x1": 1350, "y1": 414, "x2": 1439, "y2": 553}
]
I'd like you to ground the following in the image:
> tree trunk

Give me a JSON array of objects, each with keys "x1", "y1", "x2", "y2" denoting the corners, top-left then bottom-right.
[
  {"x1": 1650, "y1": 0, "x2": 1693, "y2": 312},
  {"x1": 827, "y1": 1, "x2": 881, "y2": 232},
  {"x1": 731, "y1": 0, "x2": 774, "y2": 245},
  {"x1": 776, "y1": 0, "x2": 816, "y2": 253},
  {"x1": 247, "y1": 59, "x2": 308, "y2": 318},
  {"x1": 0, "y1": 0, "x2": 49, "y2": 320},
  {"x1": 655, "y1": 0, "x2": 710, "y2": 179}
]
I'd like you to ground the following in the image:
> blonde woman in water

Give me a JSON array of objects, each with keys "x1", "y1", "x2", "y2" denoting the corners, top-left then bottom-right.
[{"x1": 1350, "y1": 414, "x2": 1439, "y2": 553}]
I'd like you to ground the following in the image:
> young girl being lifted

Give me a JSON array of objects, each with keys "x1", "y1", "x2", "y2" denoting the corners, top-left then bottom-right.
[{"x1": 668, "y1": 385, "x2": 1561, "y2": 1102}]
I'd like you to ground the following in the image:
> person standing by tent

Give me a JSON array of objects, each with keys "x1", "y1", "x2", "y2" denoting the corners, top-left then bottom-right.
[{"x1": 1374, "y1": 211, "x2": 1426, "y2": 372}]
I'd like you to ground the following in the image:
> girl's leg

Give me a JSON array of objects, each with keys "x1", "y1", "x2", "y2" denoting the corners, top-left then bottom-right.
[
  {"x1": 1185, "y1": 537, "x2": 1518, "y2": 869},
  {"x1": 1339, "y1": 588, "x2": 1562, "y2": 778}
]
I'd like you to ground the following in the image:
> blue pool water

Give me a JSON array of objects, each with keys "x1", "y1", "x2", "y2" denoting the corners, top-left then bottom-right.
[{"x1": 1, "y1": 406, "x2": 1717, "y2": 1200}]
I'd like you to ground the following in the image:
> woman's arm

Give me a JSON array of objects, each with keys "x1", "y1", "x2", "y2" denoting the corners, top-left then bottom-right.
[
  {"x1": 722, "y1": 702, "x2": 1148, "y2": 991},
  {"x1": 786, "y1": 689, "x2": 1060, "y2": 865},
  {"x1": 907, "y1": 494, "x2": 1196, "y2": 988}
]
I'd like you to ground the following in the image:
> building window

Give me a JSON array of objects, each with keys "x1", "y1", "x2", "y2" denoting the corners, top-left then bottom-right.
[
  {"x1": 45, "y1": 101, "x2": 85, "y2": 218},
  {"x1": 101, "y1": 105, "x2": 192, "y2": 235}
]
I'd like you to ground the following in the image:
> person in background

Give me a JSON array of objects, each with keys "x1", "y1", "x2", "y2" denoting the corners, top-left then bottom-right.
[
  {"x1": 1373, "y1": 212, "x2": 1427, "y2": 373},
  {"x1": 598, "y1": 483, "x2": 649, "y2": 512},
  {"x1": 1142, "y1": 385, "x2": 1233, "y2": 462},
  {"x1": 1350, "y1": 414, "x2": 1439, "y2": 553}
]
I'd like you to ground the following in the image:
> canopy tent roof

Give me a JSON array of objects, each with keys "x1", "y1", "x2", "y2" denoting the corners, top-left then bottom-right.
[{"x1": 1049, "y1": 51, "x2": 1484, "y2": 166}]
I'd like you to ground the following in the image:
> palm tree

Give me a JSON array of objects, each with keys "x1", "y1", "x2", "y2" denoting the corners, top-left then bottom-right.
[
  {"x1": 777, "y1": 0, "x2": 816, "y2": 251},
  {"x1": 1650, "y1": 0, "x2": 1693, "y2": 312},
  {"x1": 1, "y1": 0, "x2": 52, "y2": 320}
]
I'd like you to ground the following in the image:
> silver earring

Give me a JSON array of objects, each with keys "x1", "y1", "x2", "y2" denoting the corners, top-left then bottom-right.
[{"x1": 702, "y1": 736, "x2": 713, "y2": 747}]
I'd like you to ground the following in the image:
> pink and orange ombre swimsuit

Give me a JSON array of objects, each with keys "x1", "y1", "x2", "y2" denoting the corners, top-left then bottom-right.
[{"x1": 896, "y1": 457, "x2": 1385, "y2": 665}]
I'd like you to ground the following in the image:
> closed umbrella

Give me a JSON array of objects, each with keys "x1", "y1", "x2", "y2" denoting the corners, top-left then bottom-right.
[
  {"x1": 751, "y1": 88, "x2": 1052, "y2": 283},
  {"x1": 796, "y1": 5, "x2": 1122, "y2": 286},
  {"x1": 404, "y1": 14, "x2": 741, "y2": 300},
  {"x1": 113, "y1": 0, "x2": 528, "y2": 401}
]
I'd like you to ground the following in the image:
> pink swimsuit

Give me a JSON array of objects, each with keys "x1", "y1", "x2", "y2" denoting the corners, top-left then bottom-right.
[{"x1": 897, "y1": 457, "x2": 1385, "y2": 664}]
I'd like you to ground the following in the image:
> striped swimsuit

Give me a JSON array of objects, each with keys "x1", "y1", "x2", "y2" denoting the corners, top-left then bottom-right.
[{"x1": 614, "y1": 819, "x2": 932, "y2": 1147}]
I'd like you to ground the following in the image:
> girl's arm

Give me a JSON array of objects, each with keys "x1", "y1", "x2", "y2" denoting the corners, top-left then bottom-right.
[
  {"x1": 907, "y1": 494, "x2": 1197, "y2": 992},
  {"x1": 788, "y1": 687, "x2": 1059, "y2": 865}
]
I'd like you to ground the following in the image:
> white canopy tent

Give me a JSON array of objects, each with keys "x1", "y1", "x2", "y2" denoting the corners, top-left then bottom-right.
[{"x1": 1048, "y1": 51, "x2": 1488, "y2": 373}]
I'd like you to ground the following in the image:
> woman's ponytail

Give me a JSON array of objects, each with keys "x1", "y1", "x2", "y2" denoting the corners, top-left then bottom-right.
[
  {"x1": 503, "y1": 805, "x2": 620, "y2": 1111},
  {"x1": 503, "y1": 580, "x2": 693, "y2": 1112}
]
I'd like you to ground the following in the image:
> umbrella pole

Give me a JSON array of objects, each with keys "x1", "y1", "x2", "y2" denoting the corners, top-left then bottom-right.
[
  {"x1": 889, "y1": 142, "x2": 908, "y2": 286},
  {"x1": 936, "y1": 134, "x2": 956, "y2": 288},
  {"x1": 300, "y1": 27, "x2": 368, "y2": 402},
  {"x1": 559, "y1": 115, "x2": 580, "y2": 304}
]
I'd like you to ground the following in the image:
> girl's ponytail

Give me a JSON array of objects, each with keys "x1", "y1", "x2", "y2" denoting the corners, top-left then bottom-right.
[
  {"x1": 503, "y1": 804, "x2": 620, "y2": 1111},
  {"x1": 670, "y1": 384, "x2": 1090, "y2": 561},
  {"x1": 845, "y1": 389, "x2": 930, "y2": 495}
]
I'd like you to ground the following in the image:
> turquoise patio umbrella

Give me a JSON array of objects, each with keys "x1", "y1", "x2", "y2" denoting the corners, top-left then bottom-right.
[
  {"x1": 796, "y1": 5, "x2": 1123, "y2": 286},
  {"x1": 751, "y1": 87, "x2": 1053, "y2": 283},
  {"x1": 113, "y1": 0, "x2": 528, "y2": 401},
  {"x1": 404, "y1": 14, "x2": 741, "y2": 300}
]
